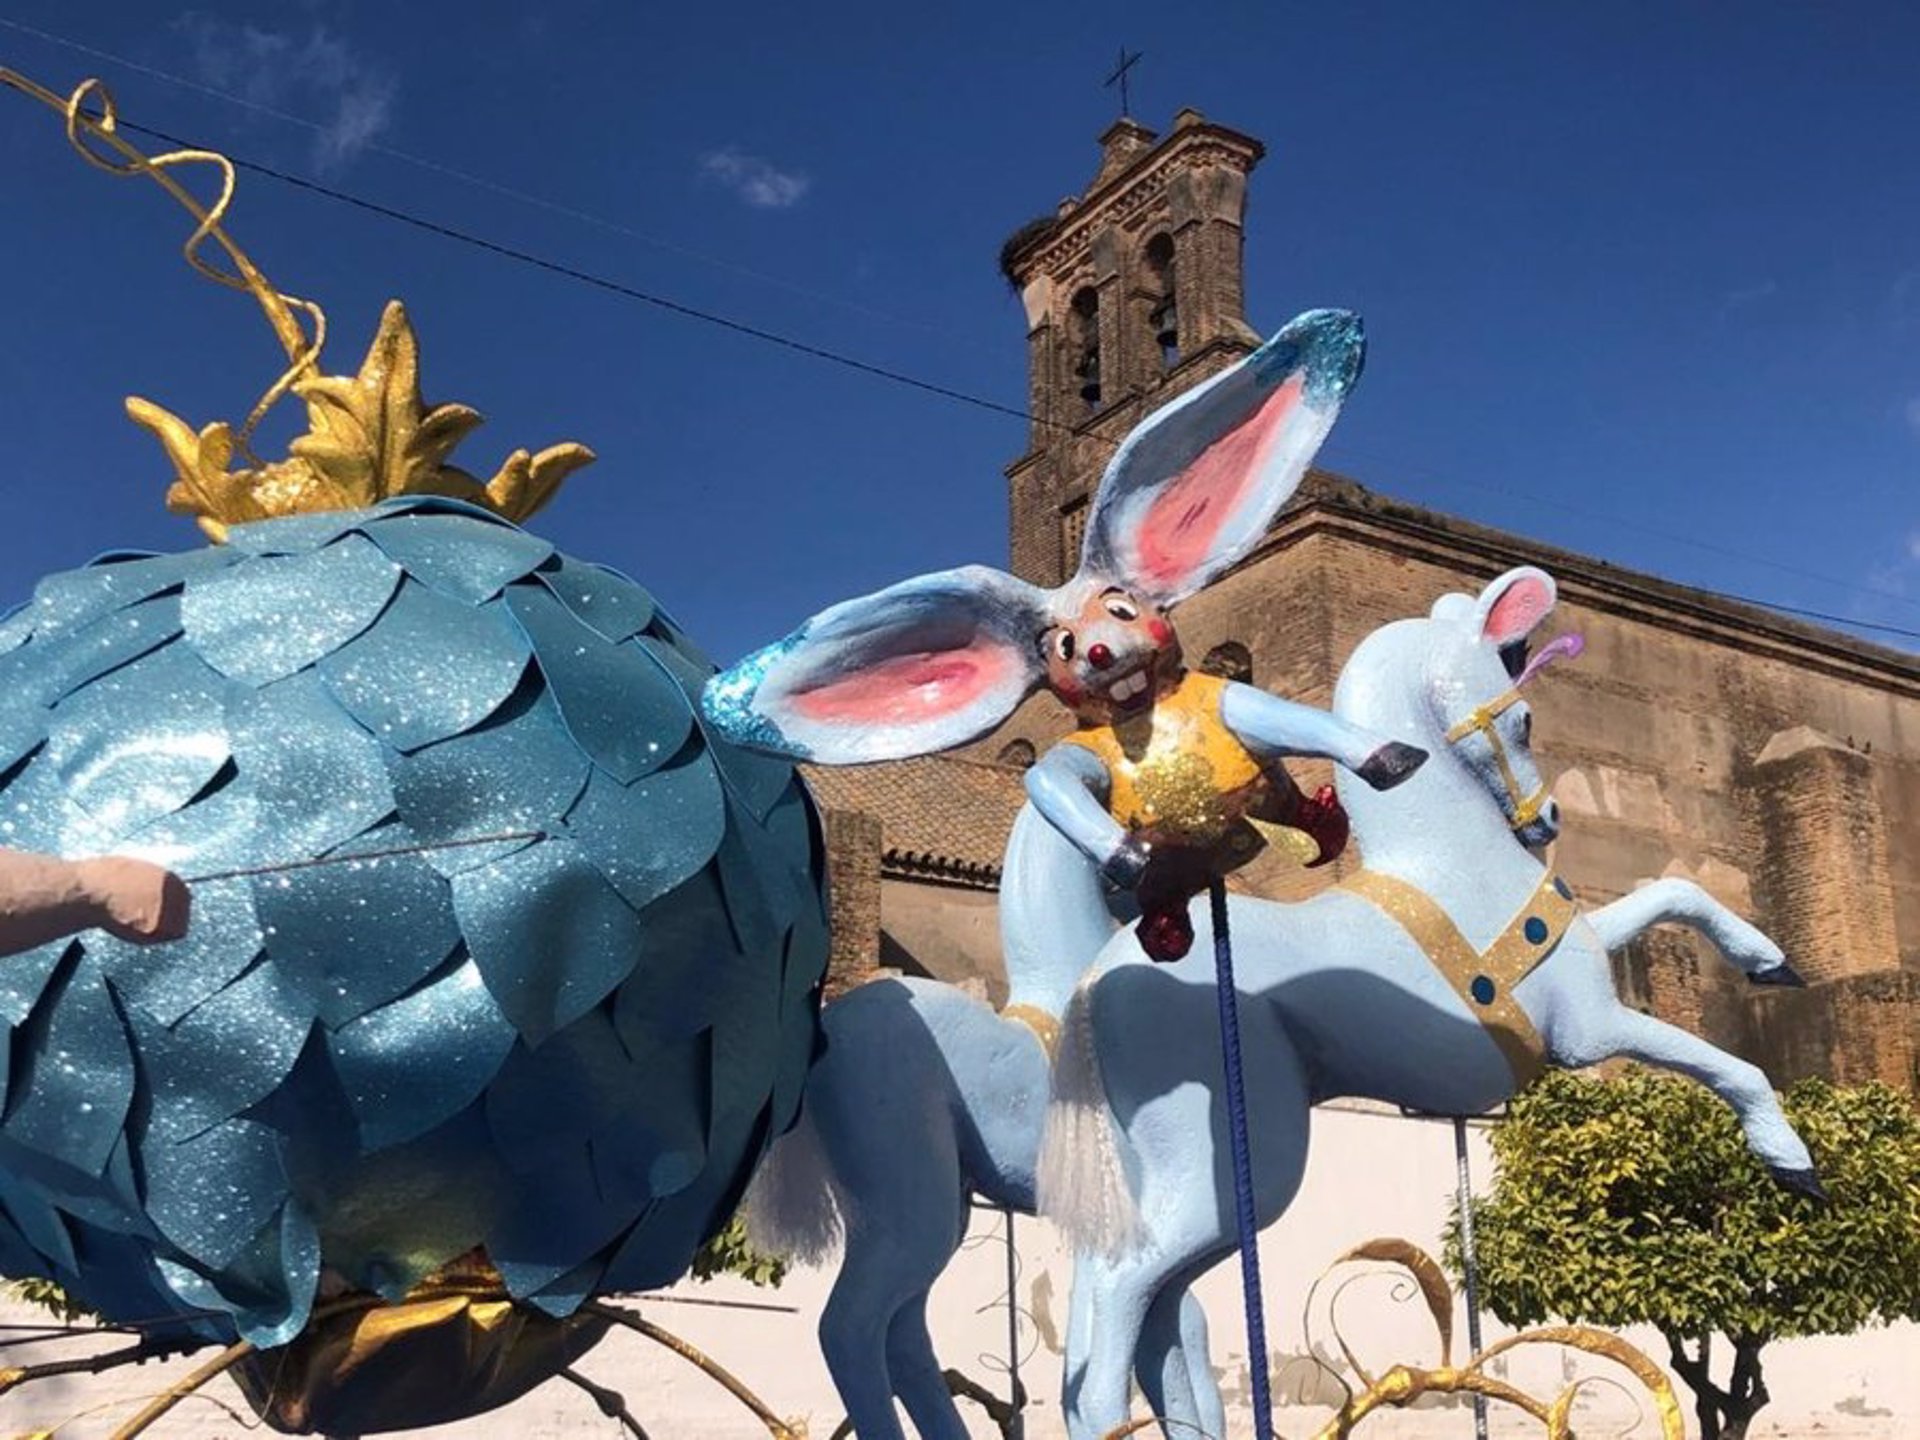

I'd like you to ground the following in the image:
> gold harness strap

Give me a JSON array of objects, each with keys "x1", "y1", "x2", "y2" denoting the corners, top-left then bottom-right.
[
  {"x1": 1001, "y1": 1003, "x2": 1061, "y2": 1059},
  {"x1": 1340, "y1": 868, "x2": 1580, "y2": 1085},
  {"x1": 1443, "y1": 686, "x2": 1549, "y2": 829}
]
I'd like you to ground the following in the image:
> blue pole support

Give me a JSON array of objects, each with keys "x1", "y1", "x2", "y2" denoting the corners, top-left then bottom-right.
[{"x1": 1209, "y1": 877, "x2": 1273, "y2": 1438}]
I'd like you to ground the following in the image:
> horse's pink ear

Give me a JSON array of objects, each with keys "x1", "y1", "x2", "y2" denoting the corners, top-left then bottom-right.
[
  {"x1": 1474, "y1": 567, "x2": 1557, "y2": 646},
  {"x1": 702, "y1": 567, "x2": 1052, "y2": 764},
  {"x1": 1078, "y1": 308, "x2": 1364, "y2": 604}
]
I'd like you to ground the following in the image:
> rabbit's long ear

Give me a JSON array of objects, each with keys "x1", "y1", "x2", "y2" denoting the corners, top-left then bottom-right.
[
  {"x1": 702, "y1": 566, "x2": 1052, "y2": 764},
  {"x1": 1079, "y1": 308, "x2": 1364, "y2": 604}
]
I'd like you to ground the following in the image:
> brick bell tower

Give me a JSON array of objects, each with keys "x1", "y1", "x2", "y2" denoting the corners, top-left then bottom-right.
[{"x1": 999, "y1": 109, "x2": 1266, "y2": 586}]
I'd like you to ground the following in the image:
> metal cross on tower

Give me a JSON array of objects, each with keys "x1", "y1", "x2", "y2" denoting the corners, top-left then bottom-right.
[{"x1": 1104, "y1": 46, "x2": 1143, "y2": 117}]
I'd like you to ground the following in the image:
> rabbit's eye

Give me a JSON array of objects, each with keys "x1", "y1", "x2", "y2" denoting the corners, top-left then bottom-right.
[
  {"x1": 1049, "y1": 630, "x2": 1077, "y2": 663},
  {"x1": 1104, "y1": 595, "x2": 1140, "y2": 622}
]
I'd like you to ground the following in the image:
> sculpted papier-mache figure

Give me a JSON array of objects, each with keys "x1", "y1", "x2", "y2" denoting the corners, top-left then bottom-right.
[
  {"x1": 704, "y1": 309, "x2": 1426, "y2": 958},
  {"x1": 0, "y1": 848, "x2": 188, "y2": 955}
]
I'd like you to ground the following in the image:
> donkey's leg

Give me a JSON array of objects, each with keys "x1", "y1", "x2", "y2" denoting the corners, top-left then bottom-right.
[
  {"x1": 1553, "y1": 1004, "x2": 1820, "y2": 1193},
  {"x1": 886, "y1": 1293, "x2": 972, "y2": 1440},
  {"x1": 1134, "y1": 1265, "x2": 1229, "y2": 1440},
  {"x1": 1063, "y1": 1248, "x2": 1169, "y2": 1440},
  {"x1": 1586, "y1": 879, "x2": 1802, "y2": 985}
]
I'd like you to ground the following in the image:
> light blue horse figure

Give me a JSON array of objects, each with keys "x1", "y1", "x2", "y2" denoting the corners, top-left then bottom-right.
[
  {"x1": 1037, "y1": 563, "x2": 1820, "y2": 1440},
  {"x1": 714, "y1": 310, "x2": 1411, "y2": 1440}
]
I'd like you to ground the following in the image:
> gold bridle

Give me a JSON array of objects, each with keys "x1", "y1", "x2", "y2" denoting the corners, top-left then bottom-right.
[{"x1": 1443, "y1": 687, "x2": 1548, "y2": 831}]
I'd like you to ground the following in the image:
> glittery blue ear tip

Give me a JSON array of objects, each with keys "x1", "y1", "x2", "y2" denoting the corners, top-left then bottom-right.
[
  {"x1": 1254, "y1": 308, "x2": 1365, "y2": 404},
  {"x1": 701, "y1": 630, "x2": 811, "y2": 760}
]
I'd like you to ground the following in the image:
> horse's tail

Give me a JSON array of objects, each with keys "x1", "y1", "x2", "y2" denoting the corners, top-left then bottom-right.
[
  {"x1": 742, "y1": 1102, "x2": 843, "y2": 1267},
  {"x1": 1000, "y1": 800, "x2": 1118, "y2": 995},
  {"x1": 1036, "y1": 973, "x2": 1142, "y2": 1256}
]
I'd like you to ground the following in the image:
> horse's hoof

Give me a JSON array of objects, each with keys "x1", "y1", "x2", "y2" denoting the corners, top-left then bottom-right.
[
  {"x1": 1750, "y1": 960, "x2": 1808, "y2": 988},
  {"x1": 1360, "y1": 742, "x2": 1427, "y2": 790},
  {"x1": 1770, "y1": 1166, "x2": 1829, "y2": 1202}
]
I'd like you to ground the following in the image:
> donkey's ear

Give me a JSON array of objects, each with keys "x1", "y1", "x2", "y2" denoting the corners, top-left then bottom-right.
[
  {"x1": 1078, "y1": 308, "x2": 1364, "y2": 604},
  {"x1": 701, "y1": 567, "x2": 1052, "y2": 764},
  {"x1": 1473, "y1": 567, "x2": 1557, "y2": 646}
]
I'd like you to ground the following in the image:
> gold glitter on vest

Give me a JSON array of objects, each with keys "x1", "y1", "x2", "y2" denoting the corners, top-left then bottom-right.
[{"x1": 1060, "y1": 670, "x2": 1267, "y2": 849}]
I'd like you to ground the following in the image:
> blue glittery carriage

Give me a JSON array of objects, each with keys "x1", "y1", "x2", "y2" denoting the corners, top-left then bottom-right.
[{"x1": 0, "y1": 67, "x2": 829, "y2": 1437}]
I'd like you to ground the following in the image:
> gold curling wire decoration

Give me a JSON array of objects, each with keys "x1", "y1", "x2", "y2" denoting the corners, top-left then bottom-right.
[
  {"x1": 1099, "y1": 1239, "x2": 1686, "y2": 1440},
  {"x1": 0, "y1": 67, "x2": 594, "y2": 540}
]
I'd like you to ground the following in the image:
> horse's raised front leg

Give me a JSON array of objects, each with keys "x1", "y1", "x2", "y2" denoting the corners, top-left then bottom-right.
[
  {"x1": 1064, "y1": 1250, "x2": 1165, "y2": 1440},
  {"x1": 1585, "y1": 879, "x2": 1802, "y2": 985},
  {"x1": 1551, "y1": 1003, "x2": 1822, "y2": 1196}
]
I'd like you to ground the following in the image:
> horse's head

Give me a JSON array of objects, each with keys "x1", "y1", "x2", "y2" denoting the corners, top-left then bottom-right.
[{"x1": 1419, "y1": 566, "x2": 1579, "y2": 849}]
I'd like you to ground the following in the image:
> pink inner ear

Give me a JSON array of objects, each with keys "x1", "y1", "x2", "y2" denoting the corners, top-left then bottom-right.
[
  {"x1": 1134, "y1": 373, "x2": 1303, "y2": 594},
  {"x1": 1483, "y1": 577, "x2": 1554, "y2": 645},
  {"x1": 788, "y1": 641, "x2": 1020, "y2": 726}
]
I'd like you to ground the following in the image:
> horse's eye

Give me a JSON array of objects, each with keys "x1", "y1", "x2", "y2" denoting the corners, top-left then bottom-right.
[
  {"x1": 1501, "y1": 641, "x2": 1528, "y2": 680},
  {"x1": 1104, "y1": 595, "x2": 1140, "y2": 622},
  {"x1": 1050, "y1": 630, "x2": 1076, "y2": 662},
  {"x1": 1519, "y1": 709, "x2": 1533, "y2": 743}
]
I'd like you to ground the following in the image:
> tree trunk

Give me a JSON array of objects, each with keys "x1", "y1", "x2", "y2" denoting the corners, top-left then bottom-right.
[{"x1": 1663, "y1": 1329, "x2": 1772, "y2": 1440}]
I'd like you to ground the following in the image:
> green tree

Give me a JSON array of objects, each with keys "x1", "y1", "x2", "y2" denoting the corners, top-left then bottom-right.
[
  {"x1": 1451, "y1": 1070, "x2": 1920, "y2": 1440},
  {"x1": 688, "y1": 1212, "x2": 788, "y2": 1288}
]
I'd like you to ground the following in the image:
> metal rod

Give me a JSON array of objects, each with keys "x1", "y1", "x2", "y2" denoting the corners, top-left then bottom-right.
[
  {"x1": 1209, "y1": 877, "x2": 1273, "y2": 1439},
  {"x1": 1004, "y1": 1207, "x2": 1025, "y2": 1440},
  {"x1": 1453, "y1": 1115, "x2": 1490, "y2": 1440}
]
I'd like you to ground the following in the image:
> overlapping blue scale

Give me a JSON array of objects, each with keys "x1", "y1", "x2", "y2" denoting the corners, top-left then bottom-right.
[
  {"x1": 0, "y1": 601, "x2": 34, "y2": 654},
  {"x1": 226, "y1": 672, "x2": 395, "y2": 866},
  {"x1": 31, "y1": 549, "x2": 228, "y2": 638},
  {"x1": 46, "y1": 640, "x2": 230, "y2": 839},
  {"x1": 452, "y1": 837, "x2": 643, "y2": 1046},
  {"x1": 485, "y1": 1009, "x2": 633, "y2": 1170},
  {"x1": 0, "y1": 697, "x2": 48, "y2": 777},
  {"x1": 388, "y1": 685, "x2": 588, "y2": 856},
  {"x1": 0, "y1": 749, "x2": 112, "y2": 860},
  {"x1": 502, "y1": 584, "x2": 689, "y2": 782},
  {"x1": 0, "y1": 1161, "x2": 79, "y2": 1275},
  {"x1": 95, "y1": 880, "x2": 264, "y2": 1027},
  {"x1": 144, "y1": 1117, "x2": 287, "y2": 1270},
  {"x1": 257, "y1": 846, "x2": 461, "y2": 1029},
  {"x1": 362, "y1": 505, "x2": 553, "y2": 602},
  {"x1": 537, "y1": 556, "x2": 656, "y2": 642},
  {"x1": 588, "y1": 1024, "x2": 709, "y2": 1201},
  {"x1": 611, "y1": 868, "x2": 744, "y2": 1053},
  {"x1": 484, "y1": 1143, "x2": 627, "y2": 1298},
  {"x1": 330, "y1": 956, "x2": 518, "y2": 1152},
  {"x1": 319, "y1": 580, "x2": 530, "y2": 751},
  {"x1": 1, "y1": 955, "x2": 132, "y2": 1177},
  {"x1": 0, "y1": 940, "x2": 74, "y2": 1028},
  {"x1": 223, "y1": 510, "x2": 372, "y2": 556},
  {"x1": 183, "y1": 533, "x2": 401, "y2": 686},
  {"x1": 142, "y1": 961, "x2": 313, "y2": 1142},
  {"x1": 13, "y1": 598, "x2": 184, "y2": 709},
  {"x1": 155, "y1": 1198, "x2": 319, "y2": 1349},
  {"x1": 563, "y1": 752, "x2": 725, "y2": 913}
]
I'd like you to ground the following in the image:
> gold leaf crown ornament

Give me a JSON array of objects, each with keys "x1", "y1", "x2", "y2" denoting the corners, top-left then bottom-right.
[{"x1": 0, "y1": 68, "x2": 593, "y2": 541}]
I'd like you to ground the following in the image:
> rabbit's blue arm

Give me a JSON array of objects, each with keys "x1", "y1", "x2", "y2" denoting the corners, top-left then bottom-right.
[{"x1": 1025, "y1": 744, "x2": 1149, "y2": 887}]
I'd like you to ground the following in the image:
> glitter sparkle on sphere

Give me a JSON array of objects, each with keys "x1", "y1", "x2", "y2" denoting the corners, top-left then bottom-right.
[{"x1": 0, "y1": 497, "x2": 828, "y2": 1350}]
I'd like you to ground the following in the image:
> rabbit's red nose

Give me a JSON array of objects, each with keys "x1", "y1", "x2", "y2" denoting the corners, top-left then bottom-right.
[{"x1": 1086, "y1": 643, "x2": 1115, "y2": 670}]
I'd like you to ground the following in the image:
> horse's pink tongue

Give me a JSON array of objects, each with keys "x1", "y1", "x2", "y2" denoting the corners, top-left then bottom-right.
[{"x1": 1518, "y1": 631, "x2": 1585, "y2": 688}]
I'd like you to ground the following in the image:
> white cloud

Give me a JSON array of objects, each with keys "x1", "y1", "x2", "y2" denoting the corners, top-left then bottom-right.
[
  {"x1": 700, "y1": 147, "x2": 810, "y2": 210},
  {"x1": 174, "y1": 12, "x2": 395, "y2": 170}
]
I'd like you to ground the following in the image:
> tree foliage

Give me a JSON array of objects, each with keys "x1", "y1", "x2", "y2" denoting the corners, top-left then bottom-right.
[
  {"x1": 688, "y1": 1212, "x2": 788, "y2": 1288},
  {"x1": 1450, "y1": 1070, "x2": 1920, "y2": 1438}
]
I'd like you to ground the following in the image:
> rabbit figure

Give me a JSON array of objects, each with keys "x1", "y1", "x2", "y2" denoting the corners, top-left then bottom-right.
[{"x1": 704, "y1": 309, "x2": 1426, "y2": 958}]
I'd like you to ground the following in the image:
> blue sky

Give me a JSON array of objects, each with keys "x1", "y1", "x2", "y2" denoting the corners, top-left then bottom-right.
[{"x1": 1, "y1": 1, "x2": 1916, "y2": 662}]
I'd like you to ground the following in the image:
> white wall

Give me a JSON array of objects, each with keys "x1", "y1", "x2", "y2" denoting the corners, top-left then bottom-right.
[{"x1": 4, "y1": 1106, "x2": 1914, "y2": 1438}]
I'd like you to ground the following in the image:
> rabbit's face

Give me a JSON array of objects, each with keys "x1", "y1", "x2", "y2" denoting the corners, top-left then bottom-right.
[{"x1": 1041, "y1": 582, "x2": 1182, "y2": 726}]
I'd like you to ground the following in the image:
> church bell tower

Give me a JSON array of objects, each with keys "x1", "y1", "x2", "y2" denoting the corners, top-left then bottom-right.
[{"x1": 1000, "y1": 108, "x2": 1266, "y2": 586}]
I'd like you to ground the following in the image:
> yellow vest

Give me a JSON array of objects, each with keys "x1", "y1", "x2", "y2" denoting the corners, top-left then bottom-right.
[{"x1": 1059, "y1": 670, "x2": 1267, "y2": 851}]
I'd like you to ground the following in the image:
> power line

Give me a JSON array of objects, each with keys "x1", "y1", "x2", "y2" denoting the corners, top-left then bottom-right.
[
  {"x1": 114, "y1": 117, "x2": 1038, "y2": 428},
  {"x1": 0, "y1": 11, "x2": 959, "y2": 339},
  {"x1": 16, "y1": 97, "x2": 1912, "y2": 650}
]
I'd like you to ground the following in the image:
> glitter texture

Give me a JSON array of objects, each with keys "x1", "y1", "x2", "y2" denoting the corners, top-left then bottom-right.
[
  {"x1": 0, "y1": 507, "x2": 828, "y2": 1348},
  {"x1": 183, "y1": 533, "x2": 402, "y2": 686},
  {"x1": 319, "y1": 580, "x2": 530, "y2": 751}
]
